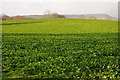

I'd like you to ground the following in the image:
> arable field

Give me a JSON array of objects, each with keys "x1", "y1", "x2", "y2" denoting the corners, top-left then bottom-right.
[
  {"x1": 2, "y1": 19, "x2": 118, "y2": 33},
  {"x1": 2, "y1": 19, "x2": 120, "y2": 79}
]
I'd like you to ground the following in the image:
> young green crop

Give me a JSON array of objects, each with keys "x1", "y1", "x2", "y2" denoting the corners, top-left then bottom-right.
[
  {"x1": 2, "y1": 19, "x2": 119, "y2": 79},
  {"x1": 2, "y1": 33, "x2": 119, "y2": 79},
  {"x1": 2, "y1": 19, "x2": 118, "y2": 34}
]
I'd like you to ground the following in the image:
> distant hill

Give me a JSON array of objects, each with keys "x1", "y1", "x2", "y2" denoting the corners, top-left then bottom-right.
[
  {"x1": 22, "y1": 14, "x2": 113, "y2": 19},
  {"x1": 79, "y1": 14, "x2": 112, "y2": 19},
  {"x1": 25, "y1": 15, "x2": 42, "y2": 19}
]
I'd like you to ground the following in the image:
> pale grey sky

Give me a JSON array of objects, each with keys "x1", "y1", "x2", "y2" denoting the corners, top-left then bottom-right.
[
  {"x1": 1, "y1": 0, "x2": 119, "y2": 18},
  {"x1": 0, "y1": 0, "x2": 119, "y2": 2}
]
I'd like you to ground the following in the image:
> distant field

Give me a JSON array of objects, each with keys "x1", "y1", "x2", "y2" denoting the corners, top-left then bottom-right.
[
  {"x1": 2, "y1": 19, "x2": 118, "y2": 33},
  {"x1": 2, "y1": 19, "x2": 119, "y2": 79}
]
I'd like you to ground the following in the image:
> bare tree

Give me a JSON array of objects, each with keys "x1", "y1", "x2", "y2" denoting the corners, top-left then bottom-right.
[
  {"x1": 1, "y1": 14, "x2": 12, "y2": 21},
  {"x1": 44, "y1": 10, "x2": 51, "y2": 15},
  {"x1": 12, "y1": 16, "x2": 30, "y2": 20},
  {"x1": 80, "y1": 15, "x2": 85, "y2": 19},
  {"x1": 89, "y1": 16, "x2": 96, "y2": 19},
  {"x1": 41, "y1": 10, "x2": 66, "y2": 19}
]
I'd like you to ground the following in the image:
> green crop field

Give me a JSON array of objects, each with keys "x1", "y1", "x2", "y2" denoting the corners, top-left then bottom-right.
[
  {"x1": 2, "y1": 19, "x2": 118, "y2": 33},
  {"x1": 1, "y1": 19, "x2": 120, "y2": 79}
]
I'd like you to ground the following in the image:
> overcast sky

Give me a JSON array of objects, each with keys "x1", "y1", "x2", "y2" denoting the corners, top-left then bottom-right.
[
  {"x1": 0, "y1": 0, "x2": 119, "y2": 2},
  {"x1": 0, "y1": 0, "x2": 119, "y2": 18}
]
